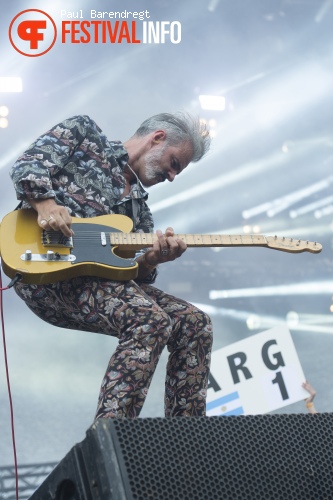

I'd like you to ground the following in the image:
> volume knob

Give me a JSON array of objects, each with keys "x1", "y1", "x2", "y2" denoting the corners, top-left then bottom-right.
[
  {"x1": 25, "y1": 250, "x2": 32, "y2": 261},
  {"x1": 47, "y1": 250, "x2": 54, "y2": 261}
]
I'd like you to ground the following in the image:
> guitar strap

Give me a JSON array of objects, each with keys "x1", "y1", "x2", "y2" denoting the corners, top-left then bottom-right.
[{"x1": 131, "y1": 198, "x2": 139, "y2": 231}]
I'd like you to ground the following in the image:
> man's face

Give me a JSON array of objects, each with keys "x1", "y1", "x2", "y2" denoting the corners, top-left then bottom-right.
[{"x1": 139, "y1": 141, "x2": 193, "y2": 188}]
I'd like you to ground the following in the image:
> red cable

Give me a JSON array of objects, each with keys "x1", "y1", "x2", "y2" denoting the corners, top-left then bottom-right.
[{"x1": 0, "y1": 269, "x2": 19, "y2": 500}]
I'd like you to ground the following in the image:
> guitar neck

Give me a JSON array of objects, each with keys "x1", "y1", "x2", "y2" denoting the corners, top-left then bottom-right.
[
  {"x1": 109, "y1": 232, "x2": 322, "y2": 253},
  {"x1": 110, "y1": 232, "x2": 269, "y2": 250}
]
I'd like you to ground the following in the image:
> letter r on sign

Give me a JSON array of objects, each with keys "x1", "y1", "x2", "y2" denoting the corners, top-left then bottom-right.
[
  {"x1": 17, "y1": 20, "x2": 47, "y2": 49},
  {"x1": 227, "y1": 352, "x2": 253, "y2": 384}
]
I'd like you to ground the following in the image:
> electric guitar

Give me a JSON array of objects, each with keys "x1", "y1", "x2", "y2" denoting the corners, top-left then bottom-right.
[{"x1": 0, "y1": 209, "x2": 322, "y2": 285}]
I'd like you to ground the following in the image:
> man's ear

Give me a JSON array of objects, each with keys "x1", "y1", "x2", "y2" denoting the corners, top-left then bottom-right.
[{"x1": 152, "y1": 130, "x2": 166, "y2": 144}]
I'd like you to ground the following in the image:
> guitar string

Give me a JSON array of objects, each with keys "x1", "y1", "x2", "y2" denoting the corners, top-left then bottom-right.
[
  {"x1": 42, "y1": 231, "x2": 306, "y2": 242},
  {"x1": 43, "y1": 231, "x2": 266, "y2": 239},
  {"x1": 42, "y1": 232, "x2": 267, "y2": 243}
]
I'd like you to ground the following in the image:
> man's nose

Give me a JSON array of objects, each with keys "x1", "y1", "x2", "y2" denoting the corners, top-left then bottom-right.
[{"x1": 167, "y1": 171, "x2": 176, "y2": 182}]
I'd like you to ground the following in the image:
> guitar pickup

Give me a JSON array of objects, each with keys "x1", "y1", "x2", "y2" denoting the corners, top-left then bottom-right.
[
  {"x1": 101, "y1": 232, "x2": 107, "y2": 246},
  {"x1": 42, "y1": 230, "x2": 73, "y2": 248}
]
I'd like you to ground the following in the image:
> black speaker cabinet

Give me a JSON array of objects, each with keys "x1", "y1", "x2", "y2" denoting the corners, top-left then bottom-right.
[{"x1": 30, "y1": 414, "x2": 333, "y2": 499}]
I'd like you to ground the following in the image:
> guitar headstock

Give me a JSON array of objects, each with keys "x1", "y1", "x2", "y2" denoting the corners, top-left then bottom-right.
[{"x1": 266, "y1": 236, "x2": 322, "y2": 254}]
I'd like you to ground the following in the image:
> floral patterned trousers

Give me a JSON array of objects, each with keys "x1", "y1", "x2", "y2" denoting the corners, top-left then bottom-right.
[{"x1": 15, "y1": 277, "x2": 213, "y2": 418}]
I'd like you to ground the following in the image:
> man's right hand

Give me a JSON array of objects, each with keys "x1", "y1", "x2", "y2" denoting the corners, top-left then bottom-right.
[{"x1": 28, "y1": 198, "x2": 73, "y2": 237}]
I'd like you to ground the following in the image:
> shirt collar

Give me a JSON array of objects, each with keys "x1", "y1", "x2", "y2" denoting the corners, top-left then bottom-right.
[{"x1": 111, "y1": 140, "x2": 149, "y2": 200}]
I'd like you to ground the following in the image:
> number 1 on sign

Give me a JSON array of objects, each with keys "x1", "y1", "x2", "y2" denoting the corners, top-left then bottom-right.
[{"x1": 272, "y1": 371, "x2": 289, "y2": 400}]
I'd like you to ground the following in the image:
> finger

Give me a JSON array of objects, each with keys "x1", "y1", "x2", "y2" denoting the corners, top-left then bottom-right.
[
  {"x1": 165, "y1": 227, "x2": 174, "y2": 237},
  {"x1": 39, "y1": 213, "x2": 73, "y2": 237},
  {"x1": 165, "y1": 236, "x2": 186, "y2": 257},
  {"x1": 57, "y1": 216, "x2": 74, "y2": 237},
  {"x1": 56, "y1": 210, "x2": 73, "y2": 236},
  {"x1": 175, "y1": 238, "x2": 187, "y2": 254},
  {"x1": 169, "y1": 237, "x2": 187, "y2": 259},
  {"x1": 39, "y1": 216, "x2": 56, "y2": 231},
  {"x1": 39, "y1": 216, "x2": 53, "y2": 228},
  {"x1": 164, "y1": 237, "x2": 179, "y2": 260},
  {"x1": 156, "y1": 229, "x2": 169, "y2": 257}
]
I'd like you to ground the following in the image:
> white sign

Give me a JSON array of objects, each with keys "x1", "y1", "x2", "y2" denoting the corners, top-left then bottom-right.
[{"x1": 207, "y1": 326, "x2": 308, "y2": 416}]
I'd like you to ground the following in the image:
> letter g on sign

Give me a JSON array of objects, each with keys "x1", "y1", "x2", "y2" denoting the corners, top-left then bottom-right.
[{"x1": 262, "y1": 340, "x2": 285, "y2": 370}]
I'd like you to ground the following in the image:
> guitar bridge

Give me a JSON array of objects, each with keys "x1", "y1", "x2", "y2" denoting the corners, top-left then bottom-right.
[{"x1": 42, "y1": 230, "x2": 73, "y2": 248}]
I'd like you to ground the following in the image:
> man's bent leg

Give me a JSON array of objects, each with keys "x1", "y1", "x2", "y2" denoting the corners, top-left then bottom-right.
[{"x1": 141, "y1": 285, "x2": 213, "y2": 417}]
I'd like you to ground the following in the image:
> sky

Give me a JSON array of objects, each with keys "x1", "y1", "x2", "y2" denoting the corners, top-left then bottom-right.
[{"x1": 1, "y1": 0, "x2": 333, "y2": 469}]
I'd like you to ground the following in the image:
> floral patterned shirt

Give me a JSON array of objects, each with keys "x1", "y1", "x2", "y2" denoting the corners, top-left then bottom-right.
[{"x1": 10, "y1": 115, "x2": 157, "y2": 282}]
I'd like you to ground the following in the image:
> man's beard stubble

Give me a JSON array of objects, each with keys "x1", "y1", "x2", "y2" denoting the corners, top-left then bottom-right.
[{"x1": 143, "y1": 146, "x2": 167, "y2": 186}]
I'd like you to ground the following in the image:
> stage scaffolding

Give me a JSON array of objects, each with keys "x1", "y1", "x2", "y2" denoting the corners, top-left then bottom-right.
[{"x1": 0, "y1": 462, "x2": 58, "y2": 500}]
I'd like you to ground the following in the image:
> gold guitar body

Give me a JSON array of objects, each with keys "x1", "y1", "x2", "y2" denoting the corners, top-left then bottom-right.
[{"x1": 0, "y1": 209, "x2": 138, "y2": 285}]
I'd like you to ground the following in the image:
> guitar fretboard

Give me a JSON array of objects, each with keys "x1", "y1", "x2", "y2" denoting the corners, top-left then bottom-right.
[{"x1": 109, "y1": 232, "x2": 268, "y2": 250}]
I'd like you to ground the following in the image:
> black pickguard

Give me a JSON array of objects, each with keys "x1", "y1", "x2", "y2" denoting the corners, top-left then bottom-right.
[{"x1": 71, "y1": 223, "x2": 135, "y2": 269}]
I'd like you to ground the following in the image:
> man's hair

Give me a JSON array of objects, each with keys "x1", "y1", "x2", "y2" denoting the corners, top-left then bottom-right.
[{"x1": 134, "y1": 112, "x2": 211, "y2": 162}]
